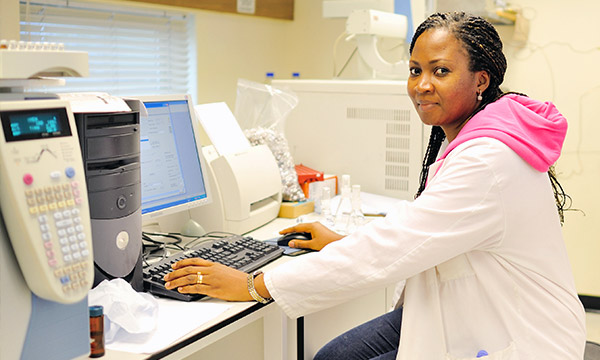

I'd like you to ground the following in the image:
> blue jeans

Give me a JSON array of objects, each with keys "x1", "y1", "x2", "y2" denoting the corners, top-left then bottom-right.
[{"x1": 313, "y1": 306, "x2": 403, "y2": 360}]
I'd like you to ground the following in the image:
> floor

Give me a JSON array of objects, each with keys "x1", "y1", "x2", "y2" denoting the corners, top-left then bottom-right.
[{"x1": 588, "y1": 310, "x2": 600, "y2": 344}]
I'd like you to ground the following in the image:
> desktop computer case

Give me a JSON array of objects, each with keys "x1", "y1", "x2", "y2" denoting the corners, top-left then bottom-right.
[
  {"x1": 75, "y1": 111, "x2": 143, "y2": 291},
  {"x1": 272, "y1": 79, "x2": 427, "y2": 201}
]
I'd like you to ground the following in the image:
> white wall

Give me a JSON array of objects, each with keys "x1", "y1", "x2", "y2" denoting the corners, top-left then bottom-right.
[
  {"x1": 192, "y1": 0, "x2": 347, "y2": 108},
  {"x1": 493, "y1": 0, "x2": 600, "y2": 296}
]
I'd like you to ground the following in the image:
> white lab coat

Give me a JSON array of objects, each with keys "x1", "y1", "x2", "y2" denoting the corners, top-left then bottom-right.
[{"x1": 264, "y1": 138, "x2": 586, "y2": 359}]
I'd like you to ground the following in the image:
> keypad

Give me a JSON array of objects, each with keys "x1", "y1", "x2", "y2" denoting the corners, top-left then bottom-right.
[{"x1": 25, "y1": 180, "x2": 90, "y2": 293}]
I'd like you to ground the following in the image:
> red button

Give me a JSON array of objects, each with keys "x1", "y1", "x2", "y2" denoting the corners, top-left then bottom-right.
[{"x1": 23, "y1": 173, "x2": 34, "y2": 185}]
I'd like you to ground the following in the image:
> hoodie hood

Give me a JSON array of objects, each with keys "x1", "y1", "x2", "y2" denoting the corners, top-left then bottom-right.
[{"x1": 440, "y1": 94, "x2": 567, "y2": 172}]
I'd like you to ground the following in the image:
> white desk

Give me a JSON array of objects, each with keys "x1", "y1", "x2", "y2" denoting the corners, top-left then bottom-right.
[{"x1": 102, "y1": 216, "x2": 394, "y2": 360}]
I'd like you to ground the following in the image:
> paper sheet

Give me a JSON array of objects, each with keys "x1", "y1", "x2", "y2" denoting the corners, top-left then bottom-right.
[
  {"x1": 58, "y1": 92, "x2": 131, "y2": 113},
  {"x1": 194, "y1": 102, "x2": 251, "y2": 156},
  {"x1": 106, "y1": 298, "x2": 233, "y2": 354}
]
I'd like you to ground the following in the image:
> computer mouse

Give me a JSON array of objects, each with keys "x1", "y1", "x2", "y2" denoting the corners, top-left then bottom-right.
[{"x1": 277, "y1": 232, "x2": 312, "y2": 247}]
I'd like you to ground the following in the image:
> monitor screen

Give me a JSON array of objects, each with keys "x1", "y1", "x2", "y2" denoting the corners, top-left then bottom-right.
[{"x1": 135, "y1": 94, "x2": 211, "y2": 224}]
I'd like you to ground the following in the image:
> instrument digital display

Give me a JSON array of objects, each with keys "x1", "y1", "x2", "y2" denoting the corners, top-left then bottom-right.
[{"x1": 1, "y1": 108, "x2": 72, "y2": 142}]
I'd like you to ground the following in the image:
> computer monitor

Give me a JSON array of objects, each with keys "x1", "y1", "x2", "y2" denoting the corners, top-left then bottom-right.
[{"x1": 133, "y1": 94, "x2": 211, "y2": 235}]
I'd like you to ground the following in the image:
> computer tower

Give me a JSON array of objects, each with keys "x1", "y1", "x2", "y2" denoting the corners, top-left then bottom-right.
[{"x1": 75, "y1": 111, "x2": 143, "y2": 291}]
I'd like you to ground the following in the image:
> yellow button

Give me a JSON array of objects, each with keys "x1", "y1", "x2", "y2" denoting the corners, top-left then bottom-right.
[
  {"x1": 66, "y1": 199, "x2": 75, "y2": 207},
  {"x1": 39, "y1": 204, "x2": 48, "y2": 213},
  {"x1": 48, "y1": 203, "x2": 57, "y2": 210},
  {"x1": 58, "y1": 201, "x2": 66, "y2": 208},
  {"x1": 29, "y1": 206, "x2": 39, "y2": 215}
]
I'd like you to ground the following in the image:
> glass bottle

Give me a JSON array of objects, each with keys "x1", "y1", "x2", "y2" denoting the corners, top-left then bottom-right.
[{"x1": 89, "y1": 305, "x2": 105, "y2": 358}]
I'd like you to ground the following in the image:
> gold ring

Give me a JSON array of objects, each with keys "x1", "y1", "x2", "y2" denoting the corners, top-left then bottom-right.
[{"x1": 196, "y1": 272, "x2": 203, "y2": 284}]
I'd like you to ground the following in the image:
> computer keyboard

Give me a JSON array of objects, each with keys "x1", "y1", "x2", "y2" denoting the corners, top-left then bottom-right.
[{"x1": 143, "y1": 235, "x2": 284, "y2": 301}]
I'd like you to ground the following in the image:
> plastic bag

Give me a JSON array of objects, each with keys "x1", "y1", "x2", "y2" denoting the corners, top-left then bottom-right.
[{"x1": 235, "y1": 78, "x2": 305, "y2": 202}]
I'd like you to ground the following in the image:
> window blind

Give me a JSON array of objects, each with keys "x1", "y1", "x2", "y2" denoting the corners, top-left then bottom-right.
[{"x1": 19, "y1": 0, "x2": 196, "y2": 98}]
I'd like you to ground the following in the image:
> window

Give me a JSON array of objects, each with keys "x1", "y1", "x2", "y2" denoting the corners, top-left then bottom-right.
[{"x1": 19, "y1": 0, "x2": 196, "y2": 98}]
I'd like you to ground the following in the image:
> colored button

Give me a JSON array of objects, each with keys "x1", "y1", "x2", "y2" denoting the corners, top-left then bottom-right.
[
  {"x1": 23, "y1": 173, "x2": 33, "y2": 185},
  {"x1": 50, "y1": 171, "x2": 61, "y2": 180},
  {"x1": 65, "y1": 167, "x2": 75, "y2": 178}
]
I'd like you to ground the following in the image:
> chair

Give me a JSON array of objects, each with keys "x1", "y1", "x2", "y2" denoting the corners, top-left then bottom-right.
[{"x1": 585, "y1": 341, "x2": 600, "y2": 360}]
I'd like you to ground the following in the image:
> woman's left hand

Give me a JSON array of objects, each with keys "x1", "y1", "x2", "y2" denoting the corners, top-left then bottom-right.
[{"x1": 163, "y1": 258, "x2": 252, "y2": 302}]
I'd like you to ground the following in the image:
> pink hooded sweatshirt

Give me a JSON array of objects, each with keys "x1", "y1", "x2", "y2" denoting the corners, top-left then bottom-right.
[{"x1": 440, "y1": 94, "x2": 568, "y2": 172}]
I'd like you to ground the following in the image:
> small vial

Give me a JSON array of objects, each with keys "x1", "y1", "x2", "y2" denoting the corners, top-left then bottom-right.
[
  {"x1": 319, "y1": 186, "x2": 334, "y2": 226},
  {"x1": 89, "y1": 305, "x2": 105, "y2": 358},
  {"x1": 348, "y1": 184, "x2": 365, "y2": 233},
  {"x1": 334, "y1": 175, "x2": 352, "y2": 233},
  {"x1": 265, "y1": 72, "x2": 275, "y2": 84}
]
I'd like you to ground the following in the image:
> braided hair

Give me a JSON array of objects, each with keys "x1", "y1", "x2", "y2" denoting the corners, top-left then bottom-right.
[{"x1": 411, "y1": 12, "x2": 569, "y2": 224}]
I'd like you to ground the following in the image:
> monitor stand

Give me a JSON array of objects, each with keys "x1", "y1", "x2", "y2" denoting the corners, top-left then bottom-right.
[{"x1": 180, "y1": 219, "x2": 206, "y2": 237}]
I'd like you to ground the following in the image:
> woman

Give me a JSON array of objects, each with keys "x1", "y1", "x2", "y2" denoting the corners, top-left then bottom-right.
[{"x1": 164, "y1": 12, "x2": 586, "y2": 359}]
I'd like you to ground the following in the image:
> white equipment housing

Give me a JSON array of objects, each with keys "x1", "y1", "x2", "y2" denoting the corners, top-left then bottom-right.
[{"x1": 273, "y1": 79, "x2": 428, "y2": 200}]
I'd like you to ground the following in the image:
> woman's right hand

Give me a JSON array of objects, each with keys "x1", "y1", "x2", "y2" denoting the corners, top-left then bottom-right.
[{"x1": 279, "y1": 222, "x2": 345, "y2": 251}]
